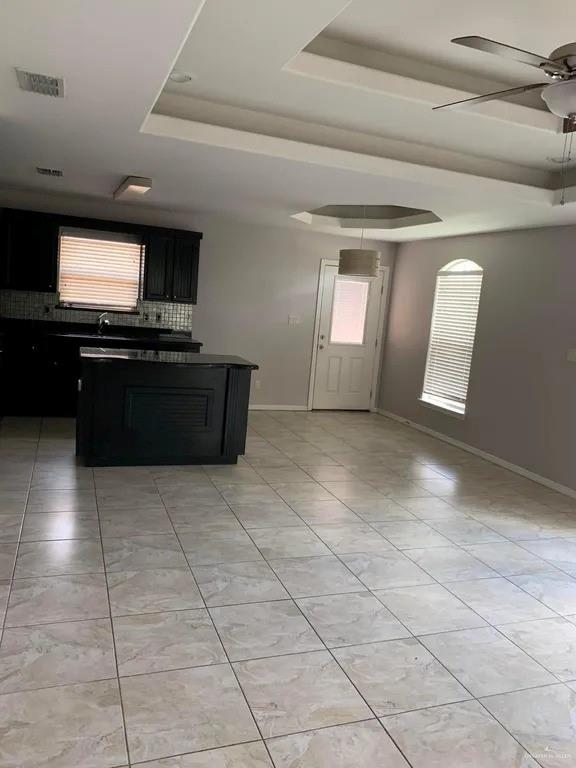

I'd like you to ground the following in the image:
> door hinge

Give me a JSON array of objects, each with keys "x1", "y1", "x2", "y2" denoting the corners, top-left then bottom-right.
[{"x1": 375, "y1": 338, "x2": 378, "y2": 348}]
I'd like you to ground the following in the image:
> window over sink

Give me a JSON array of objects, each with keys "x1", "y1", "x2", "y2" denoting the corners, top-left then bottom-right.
[{"x1": 58, "y1": 227, "x2": 144, "y2": 311}]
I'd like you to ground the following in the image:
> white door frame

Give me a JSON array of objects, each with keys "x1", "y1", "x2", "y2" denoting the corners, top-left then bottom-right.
[{"x1": 307, "y1": 258, "x2": 390, "y2": 412}]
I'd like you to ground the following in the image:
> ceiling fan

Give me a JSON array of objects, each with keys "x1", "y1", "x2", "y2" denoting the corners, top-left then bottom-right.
[{"x1": 434, "y1": 36, "x2": 576, "y2": 129}]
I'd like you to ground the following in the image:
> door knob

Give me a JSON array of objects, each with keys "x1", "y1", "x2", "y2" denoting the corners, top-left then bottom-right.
[{"x1": 319, "y1": 344, "x2": 324, "y2": 350}]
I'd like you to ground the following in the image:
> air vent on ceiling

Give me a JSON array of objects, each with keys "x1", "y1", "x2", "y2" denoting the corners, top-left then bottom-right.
[
  {"x1": 15, "y1": 68, "x2": 64, "y2": 97},
  {"x1": 36, "y1": 167, "x2": 63, "y2": 177}
]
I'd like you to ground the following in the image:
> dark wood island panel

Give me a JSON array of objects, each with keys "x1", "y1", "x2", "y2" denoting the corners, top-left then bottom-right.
[{"x1": 76, "y1": 348, "x2": 257, "y2": 466}]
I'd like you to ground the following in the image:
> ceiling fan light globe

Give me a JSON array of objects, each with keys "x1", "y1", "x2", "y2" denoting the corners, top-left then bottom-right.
[{"x1": 541, "y1": 80, "x2": 576, "y2": 117}]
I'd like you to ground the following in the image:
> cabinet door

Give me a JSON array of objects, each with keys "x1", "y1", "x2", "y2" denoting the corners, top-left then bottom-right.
[
  {"x1": 3, "y1": 209, "x2": 59, "y2": 291},
  {"x1": 171, "y1": 237, "x2": 199, "y2": 304},
  {"x1": 144, "y1": 234, "x2": 173, "y2": 301}
]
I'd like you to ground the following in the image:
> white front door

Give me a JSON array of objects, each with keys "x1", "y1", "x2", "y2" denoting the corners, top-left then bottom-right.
[{"x1": 312, "y1": 264, "x2": 385, "y2": 410}]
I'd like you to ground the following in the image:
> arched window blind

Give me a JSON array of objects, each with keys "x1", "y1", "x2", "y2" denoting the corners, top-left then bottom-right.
[
  {"x1": 421, "y1": 259, "x2": 483, "y2": 415},
  {"x1": 58, "y1": 228, "x2": 143, "y2": 311}
]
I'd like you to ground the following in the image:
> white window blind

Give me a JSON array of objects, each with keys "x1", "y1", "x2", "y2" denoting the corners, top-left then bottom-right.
[
  {"x1": 329, "y1": 278, "x2": 370, "y2": 345},
  {"x1": 421, "y1": 259, "x2": 483, "y2": 415},
  {"x1": 58, "y1": 228, "x2": 142, "y2": 311}
]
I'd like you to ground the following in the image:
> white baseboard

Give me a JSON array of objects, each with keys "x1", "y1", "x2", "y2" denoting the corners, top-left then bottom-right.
[
  {"x1": 376, "y1": 408, "x2": 576, "y2": 501},
  {"x1": 249, "y1": 404, "x2": 309, "y2": 411}
]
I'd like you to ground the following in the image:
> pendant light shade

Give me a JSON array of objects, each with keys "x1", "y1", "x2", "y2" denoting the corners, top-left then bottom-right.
[{"x1": 338, "y1": 248, "x2": 380, "y2": 277}]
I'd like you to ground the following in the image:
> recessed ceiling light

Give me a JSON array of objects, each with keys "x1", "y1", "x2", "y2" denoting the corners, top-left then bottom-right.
[
  {"x1": 113, "y1": 176, "x2": 152, "y2": 200},
  {"x1": 169, "y1": 70, "x2": 192, "y2": 84}
]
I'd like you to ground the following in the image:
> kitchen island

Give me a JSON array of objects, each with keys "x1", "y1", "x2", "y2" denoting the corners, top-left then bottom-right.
[{"x1": 76, "y1": 348, "x2": 257, "y2": 466}]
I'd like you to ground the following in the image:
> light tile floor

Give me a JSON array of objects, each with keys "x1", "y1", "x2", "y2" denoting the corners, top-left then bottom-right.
[{"x1": 0, "y1": 411, "x2": 576, "y2": 767}]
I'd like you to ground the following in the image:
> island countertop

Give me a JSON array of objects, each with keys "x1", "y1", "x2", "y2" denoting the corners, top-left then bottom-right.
[{"x1": 80, "y1": 347, "x2": 258, "y2": 368}]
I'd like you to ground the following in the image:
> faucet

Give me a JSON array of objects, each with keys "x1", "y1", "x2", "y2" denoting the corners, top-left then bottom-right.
[{"x1": 97, "y1": 312, "x2": 110, "y2": 335}]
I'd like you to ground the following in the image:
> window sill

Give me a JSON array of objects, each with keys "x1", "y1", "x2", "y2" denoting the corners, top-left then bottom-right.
[
  {"x1": 419, "y1": 395, "x2": 466, "y2": 420},
  {"x1": 56, "y1": 304, "x2": 140, "y2": 315}
]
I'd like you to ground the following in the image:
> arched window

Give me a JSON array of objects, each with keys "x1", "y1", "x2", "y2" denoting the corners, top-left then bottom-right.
[{"x1": 421, "y1": 259, "x2": 483, "y2": 416}]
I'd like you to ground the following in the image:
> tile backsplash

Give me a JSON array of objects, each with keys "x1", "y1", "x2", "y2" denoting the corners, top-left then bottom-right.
[{"x1": 0, "y1": 290, "x2": 193, "y2": 331}]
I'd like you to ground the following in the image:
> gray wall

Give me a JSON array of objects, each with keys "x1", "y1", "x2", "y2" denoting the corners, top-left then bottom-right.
[
  {"x1": 379, "y1": 225, "x2": 576, "y2": 490},
  {"x1": 0, "y1": 189, "x2": 395, "y2": 408},
  {"x1": 193, "y1": 215, "x2": 395, "y2": 407}
]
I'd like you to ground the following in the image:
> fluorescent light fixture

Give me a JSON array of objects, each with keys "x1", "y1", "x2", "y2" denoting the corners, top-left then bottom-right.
[{"x1": 114, "y1": 176, "x2": 152, "y2": 200}]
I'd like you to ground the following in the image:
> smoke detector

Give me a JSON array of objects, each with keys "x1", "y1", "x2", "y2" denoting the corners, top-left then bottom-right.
[
  {"x1": 36, "y1": 167, "x2": 63, "y2": 177},
  {"x1": 15, "y1": 68, "x2": 64, "y2": 97}
]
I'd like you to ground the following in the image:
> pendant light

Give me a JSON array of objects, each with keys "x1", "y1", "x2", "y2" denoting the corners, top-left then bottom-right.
[{"x1": 338, "y1": 206, "x2": 380, "y2": 277}]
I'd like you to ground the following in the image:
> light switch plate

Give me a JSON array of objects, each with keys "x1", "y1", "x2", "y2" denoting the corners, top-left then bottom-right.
[
  {"x1": 288, "y1": 314, "x2": 301, "y2": 325},
  {"x1": 567, "y1": 349, "x2": 576, "y2": 363}
]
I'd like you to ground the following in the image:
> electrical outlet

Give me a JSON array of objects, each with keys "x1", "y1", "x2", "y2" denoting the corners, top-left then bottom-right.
[
  {"x1": 155, "y1": 312, "x2": 162, "y2": 322},
  {"x1": 254, "y1": 379, "x2": 261, "y2": 390},
  {"x1": 43, "y1": 305, "x2": 51, "y2": 314}
]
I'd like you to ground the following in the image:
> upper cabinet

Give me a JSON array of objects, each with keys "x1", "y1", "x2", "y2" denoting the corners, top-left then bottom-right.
[
  {"x1": 144, "y1": 231, "x2": 199, "y2": 304},
  {"x1": 0, "y1": 208, "x2": 202, "y2": 304},
  {"x1": 1, "y1": 209, "x2": 59, "y2": 291}
]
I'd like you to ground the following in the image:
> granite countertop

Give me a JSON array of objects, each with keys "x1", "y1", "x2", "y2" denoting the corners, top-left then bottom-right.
[{"x1": 80, "y1": 347, "x2": 258, "y2": 368}]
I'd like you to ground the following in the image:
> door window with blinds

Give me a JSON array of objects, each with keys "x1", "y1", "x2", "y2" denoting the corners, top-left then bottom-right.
[
  {"x1": 421, "y1": 259, "x2": 483, "y2": 416},
  {"x1": 58, "y1": 228, "x2": 143, "y2": 311}
]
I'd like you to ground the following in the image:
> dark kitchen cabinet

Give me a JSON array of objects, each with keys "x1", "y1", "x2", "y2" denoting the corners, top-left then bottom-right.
[
  {"x1": 144, "y1": 232, "x2": 199, "y2": 304},
  {"x1": 1, "y1": 209, "x2": 59, "y2": 291}
]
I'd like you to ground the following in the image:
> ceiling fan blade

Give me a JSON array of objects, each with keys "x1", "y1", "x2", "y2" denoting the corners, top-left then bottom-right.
[
  {"x1": 452, "y1": 36, "x2": 571, "y2": 75},
  {"x1": 433, "y1": 82, "x2": 545, "y2": 111}
]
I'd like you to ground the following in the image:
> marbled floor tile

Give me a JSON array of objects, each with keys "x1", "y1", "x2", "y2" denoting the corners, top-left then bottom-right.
[
  {"x1": 107, "y1": 567, "x2": 204, "y2": 615},
  {"x1": 178, "y1": 530, "x2": 263, "y2": 565},
  {"x1": 102, "y1": 534, "x2": 188, "y2": 572},
  {"x1": 297, "y1": 592, "x2": 410, "y2": 647},
  {"x1": 463, "y1": 542, "x2": 558, "y2": 576},
  {"x1": 234, "y1": 650, "x2": 371, "y2": 738},
  {"x1": 289, "y1": 500, "x2": 363, "y2": 524},
  {"x1": 5, "y1": 573, "x2": 109, "y2": 626},
  {"x1": 14, "y1": 539, "x2": 104, "y2": 578},
  {"x1": 193, "y1": 561, "x2": 289, "y2": 607},
  {"x1": 26, "y1": 489, "x2": 97, "y2": 514},
  {"x1": 159, "y1": 484, "x2": 223, "y2": 507},
  {"x1": 404, "y1": 546, "x2": 498, "y2": 582},
  {"x1": 0, "y1": 579, "x2": 9, "y2": 622},
  {"x1": 256, "y1": 467, "x2": 313, "y2": 484},
  {"x1": 121, "y1": 663, "x2": 259, "y2": 763},
  {"x1": 311, "y1": 524, "x2": 395, "y2": 554},
  {"x1": 509, "y1": 572, "x2": 576, "y2": 615},
  {"x1": 20, "y1": 512, "x2": 100, "y2": 541},
  {"x1": 397, "y1": 497, "x2": 465, "y2": 520},
  {"x1": 481, "y1": 684, "x2": 576, "y2": 768},
  {"x1": 113, "y1": 608, "x2": 225, "y2": 676},
  {"x1": 210, "y1": 600, "x2": 324, "y2": 661},
  {"x1": 230, "y1": 502, "x2": 305, "y2": 529},
  {"x1": 0, "y1": 514, "x2": 23, "y2": 542},
  {"x1": 374, "y1": 583, "x2": 487, "y2": 635},
  {"x1": 267, "y1": 719, "x2": 409, "y2": 768},
  {"x1": 249, "y1": 527, "x2": 331, "y2": 559},
  {"x1": 446, "y1": 577, "x2": 555, "y2": 625},
  {"x1": 207, "y1": 467, "x2": 264, "y2": 485},
  {"x1": 347, "y1": 498, "x2": 416, "y2": 522},
  {"x1": 420, "y1": 626, "x2": 555, "y2": 697},
  {"x1": 0, "y1": 543, "x2": 17, "y2": 578},
  {"x1": 0, "y1": 618, "x2": 116, "y2": 694},
  {"x1": 340, "y1": 551, "x2": 434, "y2": 590},
  {"x1": 99, "y1": 507, "x2": 174, "y2": 538},
  {"x1": 372, "y1": 521, "x2": 452, "y2": 549},
  {"x1": 139, "y1": 741, "x2": 273, "y2": 767},
  {"x1": 269, "y1": 555, "x2": 365, "y2": 598},
  {"x1": 300, "y1": 466, "x2": 359, "y2": 482},
  {"x1": 519, "y1": 539, "x2": 576, "y2": 576},
  {"x1": 219, "y1": 485, "x2": 281, "y2": 504},
  {"x1": 333, "y1": 638, "x2": 469, "y2": 716},
  {"x1": 273, "y1": 483, "x2": 336, "y2": 503},
  {"x1": 97, "y1": 486, "x2": 165, "y2": 512},
  {"x1": 168, "y1": 506, "x2": 244, "y2": 534},
  {"x1": 428, "y1": 518, "x2": 506, "y2": 545},
  {"x1": 497, "y1": 618, "x2": 576, "y2": 681},
  {"x1": 383, "y1": 700, "x2": 539, "y2": 768},
  {"x1": 30, "y1": 468, "x2": 94, "y2": 491},
  {"x1": 0, "y1": 491, "x2": 27, "y2": 514},
  {"x1": 0, "y1": 678, "x2": 127, "y2": 768},
  {"x1": 319, "y1": 481, "x2": 384, "y2": 501}
]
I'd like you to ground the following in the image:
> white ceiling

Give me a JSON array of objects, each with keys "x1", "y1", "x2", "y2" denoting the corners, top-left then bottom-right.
[{"x1": 1, "y1": 0, "x2": 576, "y2": 241}]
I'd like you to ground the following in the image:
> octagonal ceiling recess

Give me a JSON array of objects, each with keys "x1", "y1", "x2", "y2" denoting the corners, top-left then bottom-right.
[{"x1": 294, "y1": 204, "x2": 441, "y2": 229}]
